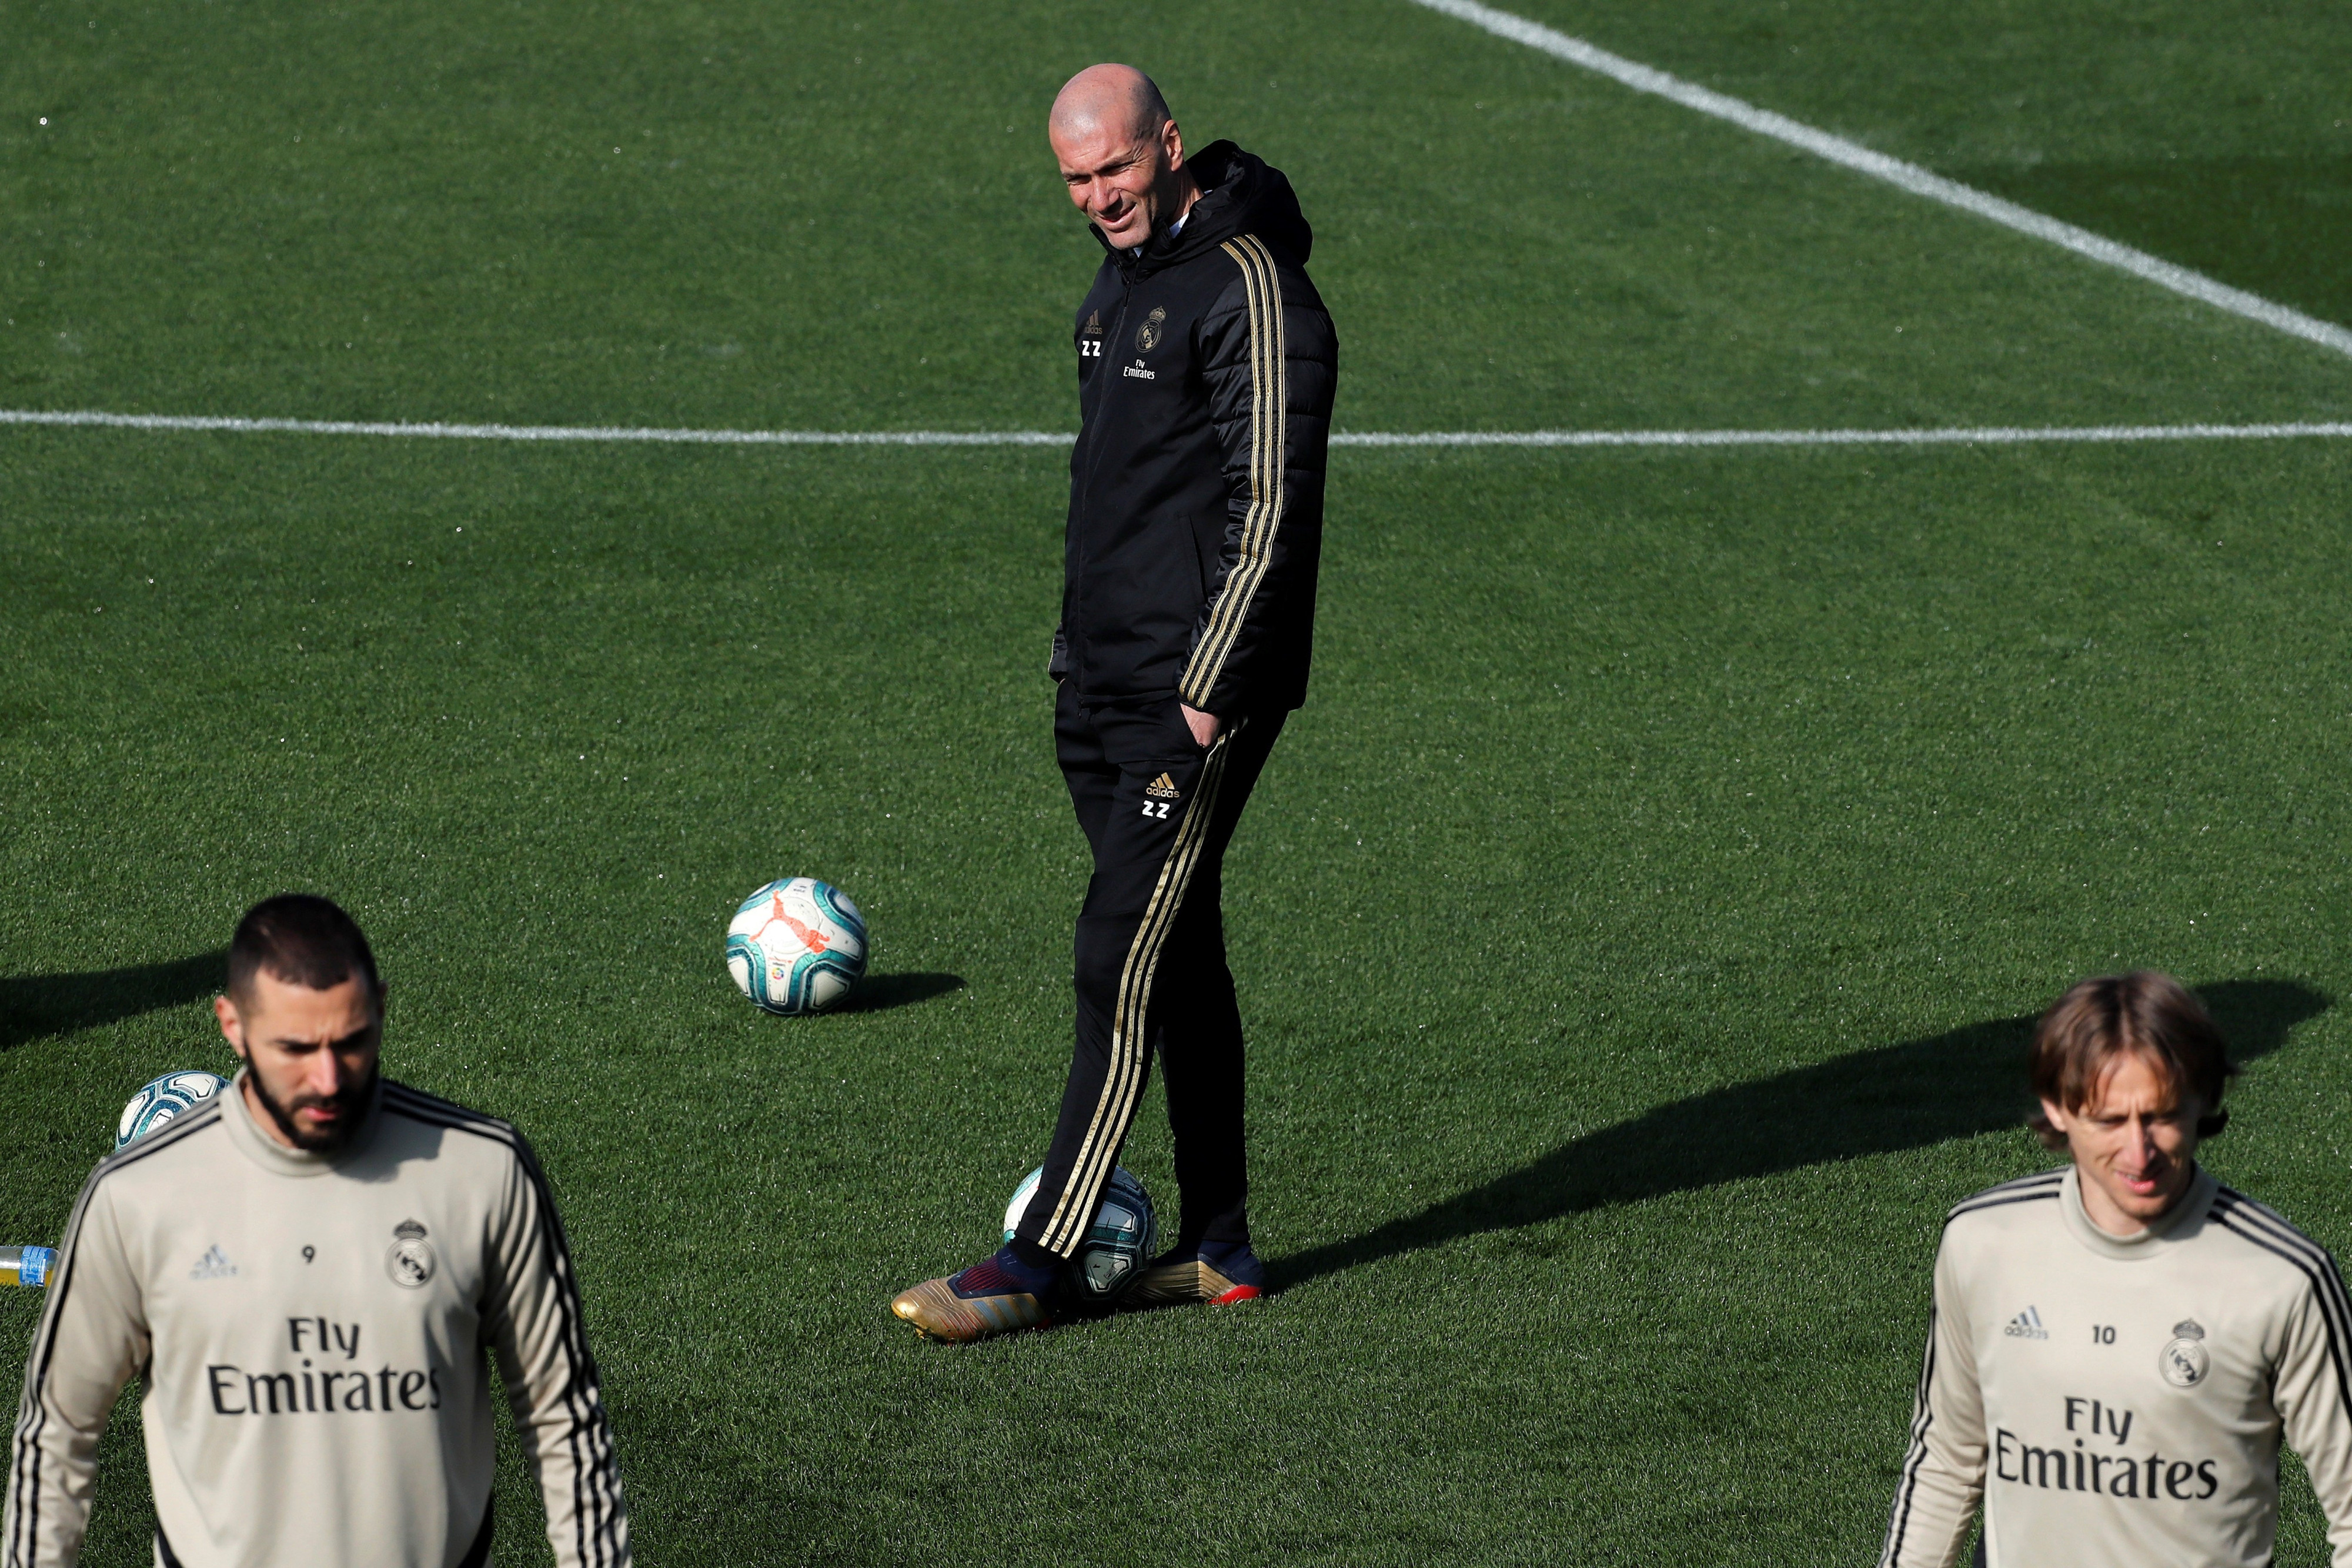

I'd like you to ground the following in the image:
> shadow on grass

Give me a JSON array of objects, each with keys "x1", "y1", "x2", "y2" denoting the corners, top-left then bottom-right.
[
  {"x1": 1270, "y1": 978, "x2": 2328, "y2": 1292},
  {"x1": 833, "y1": 972, "x2": 965, "y2": 1014},
  {"x1": 0, "y1": 951, "x2": 226, "y2": 1052}
]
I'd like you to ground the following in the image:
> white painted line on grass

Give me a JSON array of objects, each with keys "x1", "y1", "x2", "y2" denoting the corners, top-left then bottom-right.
[
  {"x1": 1333, "y1": 422, "x2": 2352, "y2": 447},
  {"x1": 6, "y1": 407, "x2": 2351, "y2": 451},
  {"x1": 1406, "y1": 0, "x2": 2352, "y2": 362},
  {"x1": 0, "y1": 408, "x2": 1072, "y2": 446}
]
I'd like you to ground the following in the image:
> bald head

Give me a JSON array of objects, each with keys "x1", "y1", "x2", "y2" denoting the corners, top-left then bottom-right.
[
  {"x1": 1048, "y1": 64, "x2": 1198, "y2": 251},
  {"x1": 1050, "y1": 63, "x2": 1172, "y2": 146}
]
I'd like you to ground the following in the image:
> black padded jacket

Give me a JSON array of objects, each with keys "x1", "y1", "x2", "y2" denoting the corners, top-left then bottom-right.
[{"x1": 1049, "y1": 141, "x2": 1339, "y2": 718}]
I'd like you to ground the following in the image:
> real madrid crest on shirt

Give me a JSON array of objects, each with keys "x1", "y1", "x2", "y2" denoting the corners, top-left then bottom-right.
[
  {"x1": 2160, "y1": 1318, "x2": 2209, "y2": 1387},
  {"x1": 386, "y1": 1218, "x2": 436, "y2": 1289},
  {"x1": 1135, "y1": 305, "x2": 1166, "y2": 353}
]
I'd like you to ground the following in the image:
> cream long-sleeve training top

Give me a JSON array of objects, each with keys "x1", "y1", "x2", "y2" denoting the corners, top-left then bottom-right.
[
  {"x1": 5, "y1": 1074, "x2": 628, "y2": 1568},
  {"x1": 1881, "y1": 1165, "x2": 2352, "y2": 1568}
]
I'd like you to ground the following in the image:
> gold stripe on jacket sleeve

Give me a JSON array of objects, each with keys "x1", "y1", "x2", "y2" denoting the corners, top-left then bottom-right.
[{"x1": 1181, "y1": 236, "x2": 1289, "y2": 710}]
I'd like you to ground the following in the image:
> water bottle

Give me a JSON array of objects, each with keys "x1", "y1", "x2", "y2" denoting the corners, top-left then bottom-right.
[{"x1": 2, "y1": 1246, "x2": 57, "y2": 1288}]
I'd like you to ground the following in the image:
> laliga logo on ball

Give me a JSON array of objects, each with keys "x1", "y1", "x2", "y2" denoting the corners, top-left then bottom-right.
[{"x1": 725, "y1": 877, "x2": 868, "y2": 1014}]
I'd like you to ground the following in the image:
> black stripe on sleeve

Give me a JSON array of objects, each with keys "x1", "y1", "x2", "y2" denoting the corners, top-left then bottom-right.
[
  {"x1": 386, "y1": 1094, "x2": 614, "y2": 1566},
  {"x1": 2210, "y1": 1191, "x2": 2352, "y2": 1425},
  {"x1": 1879, "y1": 1309, "x2": 1939, "y2": 1567},
  {"x1": 2209, "y1": 1189, "x2": 2352, "y2": 1329},
  {"x1": 382, "y1": 1082, "x2": 509, "y2": 1132},
  {"x1": 383, "y1": 1086, "x2": 624, "y2": 1567},
  {"x1": 1944, "y1": 1171, "x2": 2064, "y2": 1225},
  {"x1": 9, "y1": 1101, "x2": 221, "y2": 1568},
  {"x1": 507, "y1": 1133, "x2": 619, "y2": 1568}
]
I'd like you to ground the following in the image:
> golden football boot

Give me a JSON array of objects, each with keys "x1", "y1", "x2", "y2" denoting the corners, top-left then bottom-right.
[{"x1": 891, "y1": 1252, "x2": 1057, "y2": 1343}]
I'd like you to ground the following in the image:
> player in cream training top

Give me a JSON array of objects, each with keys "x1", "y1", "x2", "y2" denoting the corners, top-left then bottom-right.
[
  {"x1": 1882, "y1": 971, "x2": 2352, "y2": 1568},
  {"x1": 5, "y1": 895, "x2": 628, "y2": 1568}
]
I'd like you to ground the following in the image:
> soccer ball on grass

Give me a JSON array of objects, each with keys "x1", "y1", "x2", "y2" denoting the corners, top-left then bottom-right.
[{"x1": 726, "y1": 877, "x2": 868, "y2": 1014}]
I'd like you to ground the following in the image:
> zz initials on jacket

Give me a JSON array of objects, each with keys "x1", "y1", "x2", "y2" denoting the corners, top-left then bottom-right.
[{"x1": 1058, "y1": 140, "x2": 1337, "y2": 718}]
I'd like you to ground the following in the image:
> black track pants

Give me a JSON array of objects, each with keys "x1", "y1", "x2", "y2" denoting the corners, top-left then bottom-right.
[{"x1": 1015, "y1": 682, "x2": 1287, "y2": 1259}]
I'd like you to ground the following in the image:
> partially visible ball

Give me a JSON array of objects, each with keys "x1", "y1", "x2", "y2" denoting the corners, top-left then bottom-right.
[
  {"x1": 116, "y1": 1071, "x2": 231, "y2": 1150},
  {"x1": 726, "y1": 877, "x2": 868, "y2": 1015},
  {"x1": 1001, "y1": 1164, "x2": 1159, "y2": 1306}
]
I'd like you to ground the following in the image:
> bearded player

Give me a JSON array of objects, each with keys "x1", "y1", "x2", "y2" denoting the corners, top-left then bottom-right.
[
  {"x1": 1880, "y1": 971, "x2": 2352, "y2": 1567},
  {"x1": 6, "y1": 895, "x2": 627, "y2": 1568}
]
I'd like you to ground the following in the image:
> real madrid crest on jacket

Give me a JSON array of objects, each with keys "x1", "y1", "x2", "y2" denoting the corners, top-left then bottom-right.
[
  {"x1": 387, "y1": 1218, "x2": 436, "y2": 1288},
  {"x1": 1052, "y1": 141, "x2": 1338, "y2": 718}
]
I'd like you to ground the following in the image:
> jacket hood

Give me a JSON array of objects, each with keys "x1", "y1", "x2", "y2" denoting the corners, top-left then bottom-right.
[{"x1": 1102, "y1": 141, "x2": 1313, "y2": 275}]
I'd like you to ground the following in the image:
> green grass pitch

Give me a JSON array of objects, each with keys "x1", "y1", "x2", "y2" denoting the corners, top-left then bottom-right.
[{"x1": 6, "y1": 0, "x2": 2352, "y2": 1561}]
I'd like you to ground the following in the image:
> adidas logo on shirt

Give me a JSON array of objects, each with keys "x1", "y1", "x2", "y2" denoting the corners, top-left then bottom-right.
[
  {"x1": 1145, "y1": 774, "x2": 1182, "y2": 800},
  {"x1": 190, "y1": 1245, "x2": 239, "y2": 1281},
  {"x1": 2002, "y1": 1305, "x2": 2049, "y2": 1339}
]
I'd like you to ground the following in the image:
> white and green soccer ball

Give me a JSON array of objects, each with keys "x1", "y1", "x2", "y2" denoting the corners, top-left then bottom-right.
[
  {"x1": 726, "y1": 877, "x2": 868, "y2": 1015},
  {"x1": 116, "y1": 1071, "x2": 230, "y2": 1150},
  {"x1": 1002, "y1": 1165, "x2": 1159, "y2": 1306}
]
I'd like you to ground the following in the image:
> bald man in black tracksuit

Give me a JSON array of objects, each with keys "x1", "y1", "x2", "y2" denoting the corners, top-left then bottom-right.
[{"x1": 893, "y1": 68, "x2": 1337, "y2": 1342}]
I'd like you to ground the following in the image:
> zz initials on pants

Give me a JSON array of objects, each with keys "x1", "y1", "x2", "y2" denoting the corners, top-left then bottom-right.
[{"x1": 1140, "y1": 801, "x2": 1172, "y2": 820}]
